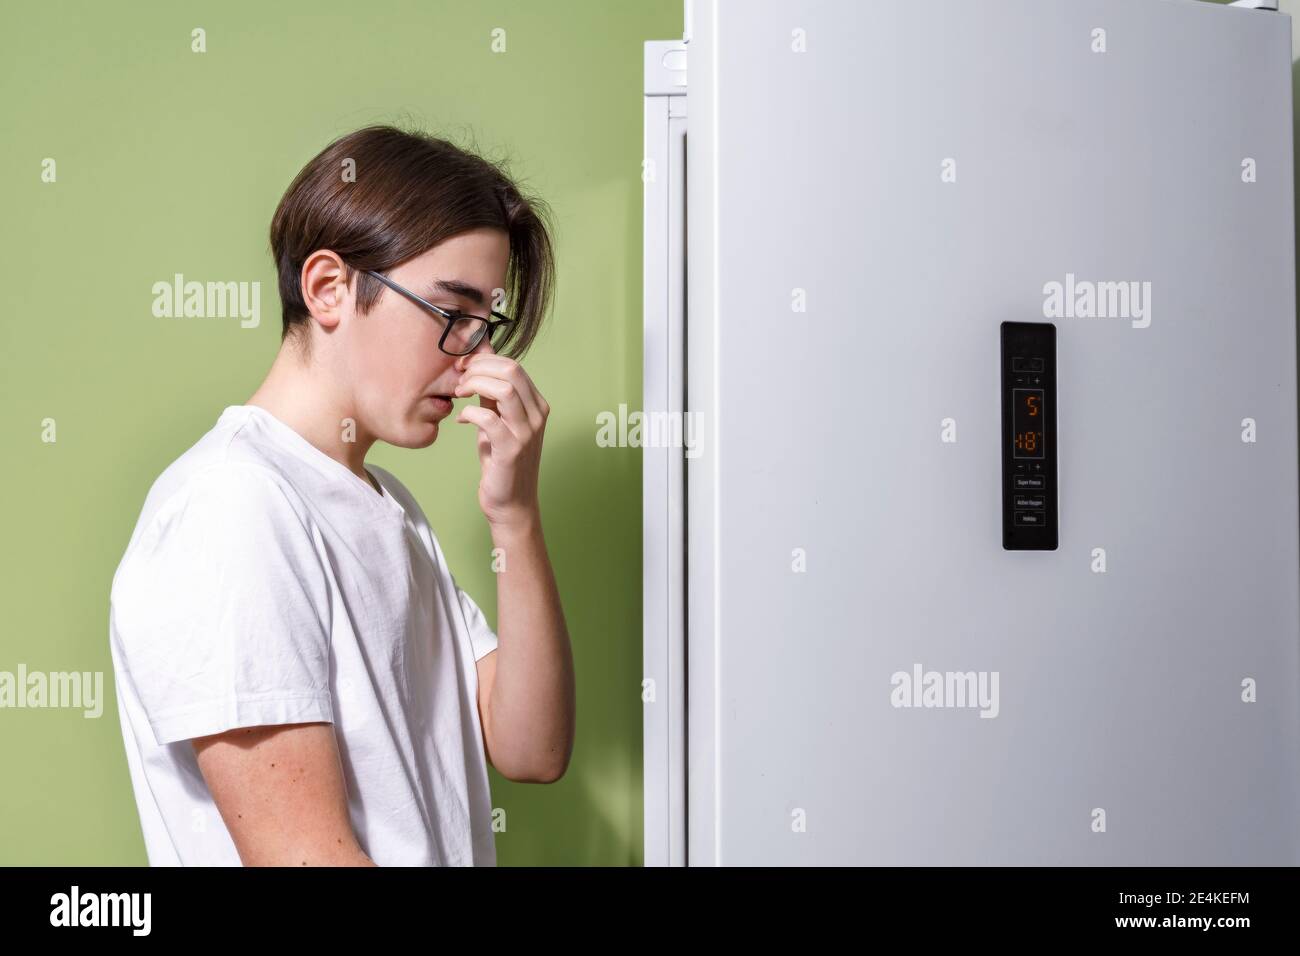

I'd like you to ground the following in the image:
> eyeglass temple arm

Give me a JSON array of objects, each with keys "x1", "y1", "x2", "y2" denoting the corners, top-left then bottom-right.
[
  {"x1": 368, "y1": 269, "x2": 512, "y2": 326},
  {"x1": 366, "y1": 270, "x2": 450, "y2": 316}
]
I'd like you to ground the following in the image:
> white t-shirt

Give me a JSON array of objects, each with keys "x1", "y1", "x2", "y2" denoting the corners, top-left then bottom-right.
[{"x1": 108, "y1": 403, "x2": 500, "y2": 866}]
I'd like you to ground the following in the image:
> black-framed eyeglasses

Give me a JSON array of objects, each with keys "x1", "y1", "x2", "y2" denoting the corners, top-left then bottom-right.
[{"x1": 364, "y1": 269, "x2": 514, "y2": 356}]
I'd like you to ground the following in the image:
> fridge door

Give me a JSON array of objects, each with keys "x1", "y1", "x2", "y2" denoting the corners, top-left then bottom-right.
[{"x1": 681, "y1": 0, "x2": 1299, "y2": 864}]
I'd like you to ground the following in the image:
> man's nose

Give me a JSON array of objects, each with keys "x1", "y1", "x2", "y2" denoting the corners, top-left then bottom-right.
[{"x1": 456, "y1": 340, "x2": 494, "y2": 371}]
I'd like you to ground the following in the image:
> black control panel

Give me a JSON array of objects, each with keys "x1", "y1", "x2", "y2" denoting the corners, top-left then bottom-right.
[{"x1": 1000, "y1": 322, "x2": 1058, "y2": 550}]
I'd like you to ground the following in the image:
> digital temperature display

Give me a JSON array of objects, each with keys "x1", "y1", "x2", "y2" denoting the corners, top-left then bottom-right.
[
  {"x1": 1012, "y1": 388, "x2": 1044, "y2": 458},
  {"x1": 1000, "y1": 322, "x2": 1057, "y2": 550}
]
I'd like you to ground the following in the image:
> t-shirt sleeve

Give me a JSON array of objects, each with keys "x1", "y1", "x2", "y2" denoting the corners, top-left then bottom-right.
[
  {"x1": 110, "y1": 463, "x2": 334, "y2": 746},
  {"x1": 456, "y1": 583, "x2": 499, "y2": 662}
]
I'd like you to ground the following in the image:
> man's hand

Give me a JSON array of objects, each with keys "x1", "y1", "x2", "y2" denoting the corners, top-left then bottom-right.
[
  {"x1": 191, "y1": 722, "x2": 376, "y2": 866},
  {"x1": 452, "y1": 353, "x2": 550, "y2": 530}
]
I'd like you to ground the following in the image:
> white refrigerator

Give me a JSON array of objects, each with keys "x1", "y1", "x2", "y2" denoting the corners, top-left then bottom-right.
[{"x1": 643, "y1": 0, "x2": 1300, "y2": 865}]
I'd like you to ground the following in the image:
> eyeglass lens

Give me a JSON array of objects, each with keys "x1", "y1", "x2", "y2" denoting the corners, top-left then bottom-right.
[{"x1": 444, "y1": 316, "x2": 490, "y2": 354}]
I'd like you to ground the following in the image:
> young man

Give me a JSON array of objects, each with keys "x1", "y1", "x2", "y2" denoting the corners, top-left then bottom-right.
[{"x1": 108, "y1": 125, "x2": 574, "y2": 866}]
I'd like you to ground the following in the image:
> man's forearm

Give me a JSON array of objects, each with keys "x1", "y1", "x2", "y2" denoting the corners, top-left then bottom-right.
[{"x1": 486, "y1": 509, "x2": 575, "y2": 782}]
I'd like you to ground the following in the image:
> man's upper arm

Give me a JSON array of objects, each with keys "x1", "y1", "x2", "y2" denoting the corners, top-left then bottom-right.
[{"x1": 191, "y1": 721, "x2": 375, "y2": 866}]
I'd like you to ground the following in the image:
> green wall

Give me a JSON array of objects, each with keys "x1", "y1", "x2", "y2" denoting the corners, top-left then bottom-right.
[{"x1": 0, "y1": 0, "x2": 680, "y2": 866}]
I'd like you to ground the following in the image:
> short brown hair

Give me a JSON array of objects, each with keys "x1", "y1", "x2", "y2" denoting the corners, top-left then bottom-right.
[{"x1": 269, "y1": 124, "x2": 555, "y2": 360}]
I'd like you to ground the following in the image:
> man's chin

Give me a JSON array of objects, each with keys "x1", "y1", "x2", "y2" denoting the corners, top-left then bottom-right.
[{"x1": 384, "y1": 418, "x2": 440, "y2": 449}]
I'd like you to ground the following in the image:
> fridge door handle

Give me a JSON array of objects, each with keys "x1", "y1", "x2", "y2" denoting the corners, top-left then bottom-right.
[{"x1": 643, "y1": 38, "x2": 689, "y2": 867}]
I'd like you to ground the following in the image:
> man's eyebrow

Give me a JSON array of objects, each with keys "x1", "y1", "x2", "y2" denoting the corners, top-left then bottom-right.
[{"x1": 418, "y1": 278, "x2": 486, "y2": 308}]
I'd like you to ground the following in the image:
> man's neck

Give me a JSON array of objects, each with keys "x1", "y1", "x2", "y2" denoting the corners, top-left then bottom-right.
[{"x1": 245, "y1": 343, "x2": 378, "y2": 488}]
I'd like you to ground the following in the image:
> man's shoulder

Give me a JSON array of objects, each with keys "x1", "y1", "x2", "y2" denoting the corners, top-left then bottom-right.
[
  {"x1": 144, "y1": 446, "x2": 306, "y2": 531},
  {"x1": 111, "y1": 456, "x2": 315, "y2": 607},
  {"x1": 117, "y1": 415, "x2": 313, "y2": 581}
]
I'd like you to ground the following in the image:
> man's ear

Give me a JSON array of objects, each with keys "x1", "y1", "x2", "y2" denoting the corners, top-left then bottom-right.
[{"x1": 300, "y1": 250, "x2": 350, "y2": 332}]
